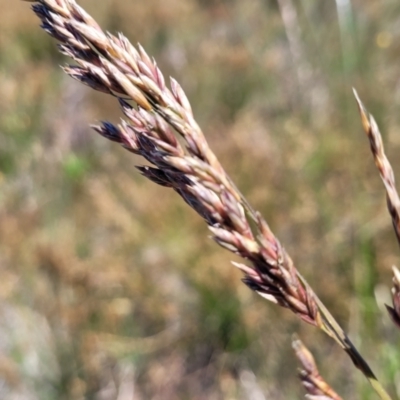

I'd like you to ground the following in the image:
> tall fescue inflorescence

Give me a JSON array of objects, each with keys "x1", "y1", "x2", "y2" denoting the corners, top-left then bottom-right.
[
  {"x1": 24, "y1": 1, "x2": 397, "y2": 398},
  {"x1": 26, "y1": 0, "x2": 322, "y2": 331},
  {"x1": 292, "y1": 338, "x2": 343, "y2": 400},
  {"x1": 354, "y1": 90, "x2": 400, "y2": 330}
]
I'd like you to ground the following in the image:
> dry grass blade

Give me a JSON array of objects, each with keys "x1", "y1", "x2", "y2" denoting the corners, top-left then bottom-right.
[
  {"x1": 293, "y1": 338, "x2": 343, "y2": 400},
  {"x1": 25, "y1": 2, "x2": 393, "y2": 399}
]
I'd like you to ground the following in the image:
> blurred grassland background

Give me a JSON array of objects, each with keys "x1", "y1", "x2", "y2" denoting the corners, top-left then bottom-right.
[{"x1": 1, "y1": 0, "x2": 400, "y2": 399}]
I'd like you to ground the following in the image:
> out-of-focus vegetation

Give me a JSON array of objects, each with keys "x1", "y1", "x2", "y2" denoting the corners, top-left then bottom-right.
[{"x1": 1, "y1": 0, "x2": 400, "y2": 399}]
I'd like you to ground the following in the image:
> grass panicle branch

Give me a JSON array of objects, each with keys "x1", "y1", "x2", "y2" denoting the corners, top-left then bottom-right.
[
  {"x1": 353, "y1": 89, "x2": 400, "y2": 247},
  {"x1": 25, "y1": 1, "x2": 394, "y2": 399},
  {"x1": 292, "y1": 338, "x2": 343, "y2": 400},
  {"x1": 386, "y1": 266, "x2": 400, "y2": 329}
]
